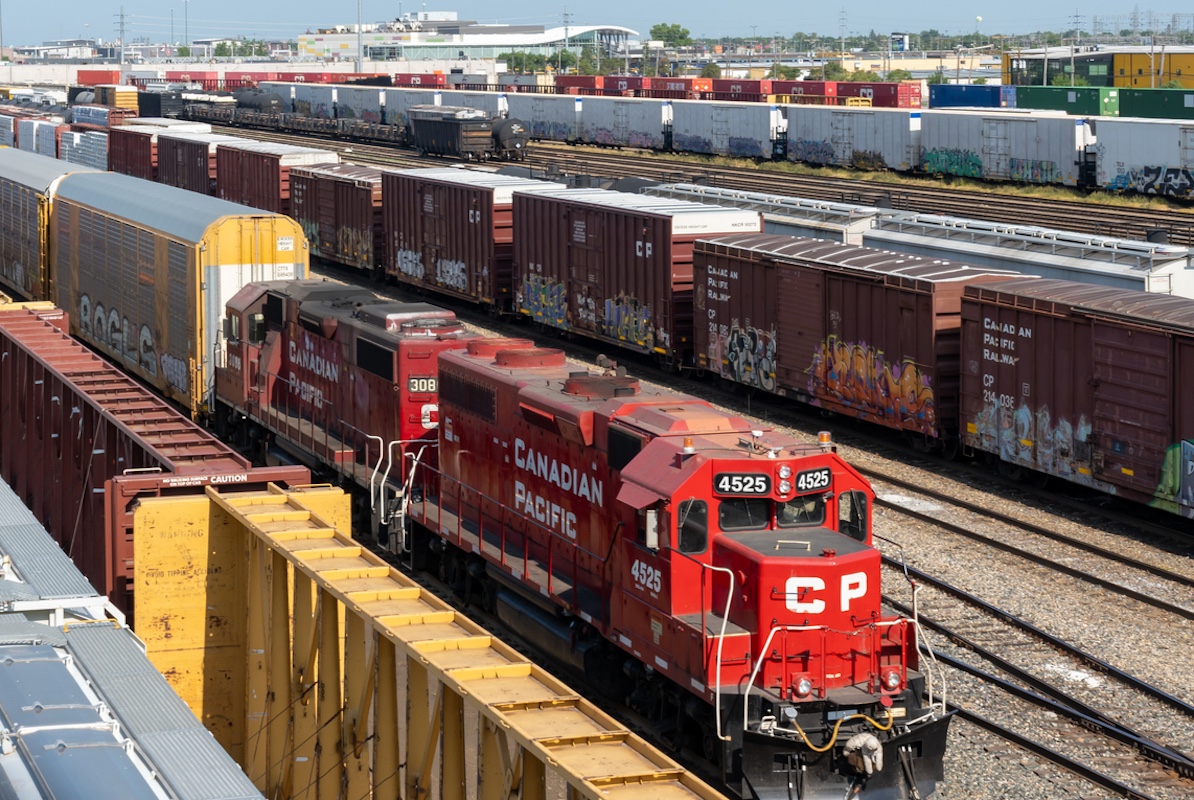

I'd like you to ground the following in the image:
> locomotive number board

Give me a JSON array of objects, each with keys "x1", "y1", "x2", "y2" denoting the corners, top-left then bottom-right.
[
  {"x1": 795, "y1": 467, "x2": 832, "y2": 493},
  {"x1": 713, "y1": 473, "x2": 771, "y2": 495}
]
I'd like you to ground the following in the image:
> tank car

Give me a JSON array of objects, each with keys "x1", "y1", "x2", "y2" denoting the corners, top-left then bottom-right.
[
  {"x1": 404, "y1": 339, "x2": 953, "y2": 799},
  {"x1": 214, "y1": 279, "x2": 475, "y2": 535}
]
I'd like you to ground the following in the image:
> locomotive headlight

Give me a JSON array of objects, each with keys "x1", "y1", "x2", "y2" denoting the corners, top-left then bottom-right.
[
  {"x1": 882, "y1": 669, "x2": 902, "y2": 691},
  {"x1": 793, "y1": 677, "x2": 813, "y2": 698},
  {"x1": 778, "y1": 480, "x2": 792, "y2": 494},
  {"x1": 778, "y1": 465, "x2": 792, "y2": 479}
]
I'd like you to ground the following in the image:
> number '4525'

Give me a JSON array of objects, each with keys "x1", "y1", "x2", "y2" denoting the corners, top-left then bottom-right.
[{"x1": 631, "y1": 560, "x2": 662, "y2": 593}]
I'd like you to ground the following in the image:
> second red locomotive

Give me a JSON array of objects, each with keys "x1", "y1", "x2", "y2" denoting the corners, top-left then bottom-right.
[{"x1": 405, "y1": 338, "x2": 953, "y2": 799}]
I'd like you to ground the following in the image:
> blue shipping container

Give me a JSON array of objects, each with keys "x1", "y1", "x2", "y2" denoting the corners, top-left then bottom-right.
[{"x1": 927, "y1": 84, "x2": 1004, "y2": 109}]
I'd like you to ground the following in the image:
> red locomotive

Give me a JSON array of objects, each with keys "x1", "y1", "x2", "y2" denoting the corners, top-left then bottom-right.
[
  {"x1": 214, "y1": 279, "x2": 475, "y2": 535},
  {"x1": 405, "y1": 338, "x2": 953, "y2": 799}
]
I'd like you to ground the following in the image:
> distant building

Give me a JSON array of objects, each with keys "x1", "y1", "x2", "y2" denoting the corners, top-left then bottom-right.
[
  {"x1": 14, "y1": 39, "x2": 96, "y2": 60},
  {"x1": 298, "y1": 11, "x2": 635, "y2": 62},
  {"x1": 1002, "y1": 45, "x2": 1194, "y2": 88}
]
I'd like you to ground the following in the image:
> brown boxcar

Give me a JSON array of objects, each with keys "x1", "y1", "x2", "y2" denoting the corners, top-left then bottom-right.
[
  {"x1": 693, "y1": 234, "x2": 1023, "y2": 439},
  {"x1": 513, "y1": 188, "x2": 761, "y2": 367},
  {"x1": 960, "y1": 278, "x2": 1194, "y2": 518},
  {"x1": 107, "y1": 125, "x2": 163, "y2": 180},
  {"x1": 384, "y1": 168, "x2": 552, "y2": 309},
  {"x1": 0, "y1": 305, "x2": 309, "y2": 620},
  {"x1": 157, "y1": 131, "x2": 247, "y2": 195},
  {"x1": 215, "y1": 141, "x2": 339, "y2": 214},
  {"x1": 291, "y1": 164, "x2": 385, "y2": 272}
]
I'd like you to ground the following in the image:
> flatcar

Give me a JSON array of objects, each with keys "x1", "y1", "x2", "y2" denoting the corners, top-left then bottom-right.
[{"x1": 404, "y1": 338, "x2": 954, "y2": 798}]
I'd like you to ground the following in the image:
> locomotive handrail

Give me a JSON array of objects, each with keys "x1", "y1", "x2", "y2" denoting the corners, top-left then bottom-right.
[
  {"x1": 702, "y1": 562, "x2": 735, "y2": 743},
  {"x1": 743, "y1": 624, "x2": 827, "y2": 733}
]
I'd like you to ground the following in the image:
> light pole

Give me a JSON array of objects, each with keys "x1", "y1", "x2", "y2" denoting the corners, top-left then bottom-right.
[{"x1": 184, "y1": 0, "x2": 188, "y2": 56}]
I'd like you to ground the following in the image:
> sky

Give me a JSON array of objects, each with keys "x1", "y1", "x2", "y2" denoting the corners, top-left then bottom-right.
[{"x1": 5, "y1": 3, "x2": 1175, "y2": 47}]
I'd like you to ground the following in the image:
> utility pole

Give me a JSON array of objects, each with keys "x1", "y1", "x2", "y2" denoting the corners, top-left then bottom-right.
[
  {"x1": 184, "y1": 0, "x2": 188, "y2": 56},
  {"x1": 839, "y1": 9, "x2": 846, "y2": 65},
  {"x1": 356, "y1": 0, "x2": 364, "y2": 71},
  {"x1": 116, "y1": 6, "x2": 127, "y2": 65},
  {"x1": 563, "y1": 8, "x2": 571, "y2": 74}
]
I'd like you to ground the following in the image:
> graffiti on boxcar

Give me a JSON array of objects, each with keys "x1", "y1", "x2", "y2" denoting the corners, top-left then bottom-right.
[
  {"x1": 671, "y1": 133, "x2": 713, "y2": 154},
  {"x1": 1127, "y1": 166, "x2": 1194, "y2": 197},
  {"x1": 78, "y1": 292, "x2": 160, "y2": 380},
  {"x1": 436, "y1": 258, "x2": 469, "y2": 293},
  {"x1": 1154, "y1": 440, "x2": 1194, "y2": 515},
  {"x1": 970, "y1": 401, "x2": 1095, "y2": 481},
  {"x1": 805, "y1": 336, "x2": 935, "y2": 427},
  {"x1": 850, "y1": 149, "x2": 888, "y2": 171},
  {"x1": 629, "y1": 131, "x2": 665, "y2": 149},
  {"x1": 336, "y1": 226, "x2": 373, "y2": 265},
  {"x1": 519, "y1": 274, "x2": 569, "y2": 330},
  {"x1": 789, "y1": 138, "x2": 835, "y2": 164},
  {"x1": 1009, "y1": 158, "x2": 1062, "y2": 184},
  {"x1": 299, "y1": 220, "x2": 320, "y2": 248},
  {"x1": 728, "y1": 137, "x2": 768, "y2": 158},
  {"x1": 715, "y1": 321, "x2": 777, "y2": 391},
  {"x1": 922, "y1": 148, "x2": 983, "y2": 178},
  {"x1": 603, "y1": 295, "x2": 654, "y2": 349},
  {"x1": 394, "y1": 248, "x2": 425, "y2": 280}
]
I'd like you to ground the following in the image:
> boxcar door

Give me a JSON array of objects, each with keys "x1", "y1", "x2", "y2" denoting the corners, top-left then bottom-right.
[
  {"x1": 775, "y1": 263, "x2": 820, "y2": 395},
  {"x1": 1091, "y1": 321, "x2": 1171, "y2": 499},
  {"x1": 982, "y1": 118, "x2": 1010, "y2": 180},
  {"x1": 1173, "y1": 339, "x2": 1194, "y2": 517}
]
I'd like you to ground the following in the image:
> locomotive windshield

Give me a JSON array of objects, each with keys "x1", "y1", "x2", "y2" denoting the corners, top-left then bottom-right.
[{"x1": 717, "y1": 495, "x2": 828, "y2": 531}]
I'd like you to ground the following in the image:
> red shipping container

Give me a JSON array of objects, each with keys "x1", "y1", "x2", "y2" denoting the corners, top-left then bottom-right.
[
  {"x1": 291, "y1": 164, "x2": 384, "y2": 272},
  {"x1": 157, "y1": 132, "x2": 245, "y2": 194},
  {"x1": 513, "y1": 188, "x2": 761, "y2": 367},
  {"x1": 555, "y1": 75, "x2": 604, "y2": 91},
  {"x1": 771, "y1": 80, "x2": 838, "y2": 98},
  {"x1": 216, "y1": 141, "x2": 339, "y2": 214},
  {"x1": 0, "y1": 305, "x2": 308, "y2": 620},
  {"x1": 391, "y1": 72, "x2": 447, "y2": 87},
  {"x1": 711, "y1": 79, "x2": 773, "y2": 95},
  {"x1": 164, "y1": 70, "x2": 217, "y2": 81},
  {"x1": 692, "y1": 234, "x2": 1021, "y2": 438},
  {"x1": 834, "y1": 81, "x2": 922, "y2": 108},
  {"x1": 383, "y1": 169, "x2": 553, "y2": 309},
  {"x1": 77, "y1": 68, "x2": 123, "y2": 86},
  {"x1": 603, "y1": 75, "x2": 647, "y2": 93},
  {"x1": 107, "y1": 125, "x2": 160, "y2": 180}
]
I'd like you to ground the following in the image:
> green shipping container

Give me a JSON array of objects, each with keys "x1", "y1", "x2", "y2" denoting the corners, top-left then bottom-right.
[
  {"x1": 1118, "y1": 88, "x2": 1194, "y2": 119},
  {"x1": 1015, "y1": 86, "x2": 1120, "y2": 116}
]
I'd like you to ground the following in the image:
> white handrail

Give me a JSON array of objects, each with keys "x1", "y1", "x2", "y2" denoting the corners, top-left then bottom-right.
[
  {"x1": 741, "y1": 623, "x2": 827, "y2": 733},
  {"x1": 702, "y1": 563, "x2": 735, "y2": 743}
]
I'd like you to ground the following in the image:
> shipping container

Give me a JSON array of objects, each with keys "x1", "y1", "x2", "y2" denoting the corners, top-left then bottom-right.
[
  {"x1": 577, "y1": 96, "x2": 671, "y2": 149},
  {"x1": 446, "y1": 72, "x2": 491, "y2": 87},
  {"x1": 95, "y1": 84, "x2": 139, "y2": 110},
  {"x1": 771, "y1": 80, "x2": 839, "y2": 101},
  {"x1": 919, "y1": 109, "x2": 1092, "y2": 185},
  {"x1": 862, "y1": 214, "x2": 1194, "y2": 296},
  {"x1": 1015, "y1": 85, "x2": 1119, "y2": 116},
  {"x1": 506, "y1": 92, "x2": 581, "y2": 142},
  {"x1": 0, "y1": 149, "x2": 102, "y2": 300},
  {"x1": 556, "y1": 75, "x2": 604, "y2": 92},
  {"x1": 498, "y1": 73, "x2": 554, "y2": 90},
  {"x1": 49, "y1": 168, "x2": 309, "y2": 413},
  {"x1": 0, "y1": 304, "x2": 309, "y2": 617},
  {"x1": 786, "y1": 106, "x2": 921, "y2": 171},
  {"x1": 1118, "y1": 87, "x2": 1194, "y2": 119},
  {"x1": 670, "y1": 100, "x2": 785, "y2": 158},
  {"x1": 384, "y1": 169, "x2": 554, "y2": 308},
  {"x1": 513, "y1": 188, "x2": 761, "y2": 366},
  {"x1": 335, "y1": 85, "x2": 384, "y2": 121},
  {"x1": 216, "y1": 140, "x2": 340, "y2": 214},
  {"x1": 392, "y1": 72, "x2": 447, "y2": 87},
  {"x1": 136, "y1": 90, "x2": 185, "y2": 118},
  {"x1": 693, "y1": 234, "x2": 1021, "y2": 438},
  {"x1": 959, "y1": 279, "x2": 1194, "y2": 518},
  {"x1": 833, "y1": 81, "x2": 921, "y2": 108},
  {"x1": 708, "y1": 79, "x2": 774, "y2": 102},
  {"x1": 381, "y1": 87, "x2": 441, "y2": 126},
  {"x1": 76, "y1": 68, "x2": 124, "y2": 86},
  {"x1": 603, "y1": 75, "x2": 649, "y2": 93},
  {"x1": 291, "y1": 164, "x2": 384, "y2": 271},
  {"x1": 1094, "y1": 117, "x2": 1194, "y2": 197},
  {"x1": 927, "y1": 84, "x2": 1005, "y2": 108},
  {"x1": 157, "y1": 131, "x2": 248, "y2": 194}
]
